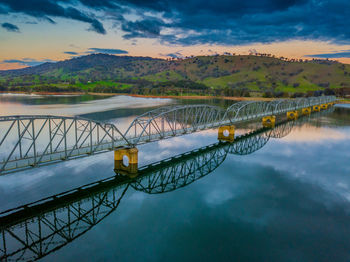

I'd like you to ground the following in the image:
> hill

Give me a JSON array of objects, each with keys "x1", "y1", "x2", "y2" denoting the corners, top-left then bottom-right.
[{"x1": 1, "y1": 53, "x2": 350, "y2": 97}]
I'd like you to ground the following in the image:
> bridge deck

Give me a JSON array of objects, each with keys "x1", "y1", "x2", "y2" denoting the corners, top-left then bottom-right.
[{"x1": 0, "y1": 96, "x2": 336, "y2": 174}]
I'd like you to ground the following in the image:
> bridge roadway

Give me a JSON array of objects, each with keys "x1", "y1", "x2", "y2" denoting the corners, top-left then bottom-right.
[
  {"x1": 0, "y1": 96, "x2": 336, "y2": 174},
  {"x1": 0, "y1": 108, "x2": 334, "y2": 262}
]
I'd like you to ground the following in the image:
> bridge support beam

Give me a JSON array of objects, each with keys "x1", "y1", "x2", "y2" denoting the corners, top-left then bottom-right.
[
  {"x1": 262, "y1": 116, "x2": 276, "y2": 128},
  {"x1": 287, "y1": 111, "x2": 298, "y2": 120},
  {"x1": 312, "y1": 105, "x2": 321, "y2": 112},
  {"x1": 218, "y1": 126, "x2": 235, "y2": 142},
  {"x1": 321, "y1": 104, "x2": 328, "y2": 110},
  {"x1": 302, "y1": 107, "x2": 311, "y2": 115},
  {"x1": 114, "y1": 147, "x2": 138, "y2": 176}
]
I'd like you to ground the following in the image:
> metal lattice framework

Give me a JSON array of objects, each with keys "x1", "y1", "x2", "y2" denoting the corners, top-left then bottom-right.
[
  {"x1": 0, "y1": 179, "x2": 129, "y2": 262},
  {"x1": 0, "y1": 108, "x2": 335, "y2": 261},
  {"x1": 131, "y1": 143, "x2": 228, "y2": 194},
  {"x1": 228, "y1": 130, "x2": 271, "y2": 155},
  {"x1": 0, "y1": 96, "x2": 336, "y2": 174},
  {"x1": 224, "y1": 101, "x2": 271, "y2": 122},
  {"x1": 132, "y1": 117, "x2": 304, "y2": 194},
  {"x1": 0, "y1": 116, "x2": 127, "y2": 173},
  {"x1": 267, "y1": 99, "x2": 297, "y2": 114},
  {"x1": 124, "y1": 105, "x2": 226, "y2": 145},
  {"x1": 270, "y1": 120, "x2": 295, "y2": 138}
]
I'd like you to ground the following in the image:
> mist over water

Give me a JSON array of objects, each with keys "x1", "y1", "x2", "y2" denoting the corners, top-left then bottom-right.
[{"x1": 0, "y1": 95, "x2": 350, "y2": 262}]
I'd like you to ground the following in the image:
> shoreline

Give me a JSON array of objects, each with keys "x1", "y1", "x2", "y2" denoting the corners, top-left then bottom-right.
[
  {"x1": 0, "y1": 91, "x2": 275, "y2": 101},
  {"x1": 1, "y1": 91, "x2": 347, "y2": 103}
]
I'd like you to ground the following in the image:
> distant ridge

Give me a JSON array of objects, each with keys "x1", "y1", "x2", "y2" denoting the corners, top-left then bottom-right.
[
  {"x1": 0, "y1": 54, "x2": 161, "y2": 76},
  {"x1": 1, "y1": 53, "x2": 349, "y2": 96}
]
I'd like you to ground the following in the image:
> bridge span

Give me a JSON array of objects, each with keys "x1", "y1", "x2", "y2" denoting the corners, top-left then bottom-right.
[{"x1": 0, "y1": 96, "x2": 336, "y2": 174}]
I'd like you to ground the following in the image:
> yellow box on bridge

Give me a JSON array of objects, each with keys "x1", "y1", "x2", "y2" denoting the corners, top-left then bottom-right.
[
  {"x1": 313, "y1": 105, "x2": 321, "y2": 112},
  {"x1": 262, "y1": 116, "x2": 276, "y2": 128},
  {"x1": 218, "y1": 125, "x2": 235, "y2": 142},
  {"x1": 302, "y1": 107, "x2": 311, "y2": 115},
  {"x1": 287, "y1": 111, "x2": 298, "y2": 120},
  {"x1": 114, "y1": 147, "x2": 138, "y2": 176}
]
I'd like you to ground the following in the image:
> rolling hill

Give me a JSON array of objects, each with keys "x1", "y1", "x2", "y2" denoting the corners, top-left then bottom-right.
[{"x1": 1, "y1": 53, "x2": 350, "y2": 97}]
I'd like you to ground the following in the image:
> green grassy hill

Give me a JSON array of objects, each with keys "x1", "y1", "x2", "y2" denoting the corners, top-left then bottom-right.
[{"x1": 1, "y1": 53, "x2": 349, "y2": 97}]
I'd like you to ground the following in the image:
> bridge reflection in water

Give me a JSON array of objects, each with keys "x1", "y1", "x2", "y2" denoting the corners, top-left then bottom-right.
[{"x1": 0, "y1": 108, "x2": 334, "y2": 262}]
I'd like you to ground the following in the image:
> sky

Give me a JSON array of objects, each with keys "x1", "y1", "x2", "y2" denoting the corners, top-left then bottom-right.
[{"x1": 1, "y1": 0, "x2": 350, "y2": 70}]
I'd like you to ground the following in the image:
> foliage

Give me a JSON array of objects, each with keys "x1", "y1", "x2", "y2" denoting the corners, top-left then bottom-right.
[{"x1": 1, "y1": 53, "x2": 350, "y2": 97}]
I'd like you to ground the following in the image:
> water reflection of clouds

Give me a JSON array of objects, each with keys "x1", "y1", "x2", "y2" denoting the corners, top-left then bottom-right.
[
  {"x1": 137, "y1": 130, "x2": 218, "y2": 165},
  {"x1": 62, "y1": 151, "x2": 112, "y2": 173},
  {"x1": 280, "y1": 126, "x2": 350, "y2": 143},
  {"x1": 0, "y1": 151, "x2": 115, "y2": 210},
  {"x1": 55, "y1": 157, "x2": 350, "y2": 262},
  {"x1": 234, "y1": 128, "x2": 350, "y2": 205}
]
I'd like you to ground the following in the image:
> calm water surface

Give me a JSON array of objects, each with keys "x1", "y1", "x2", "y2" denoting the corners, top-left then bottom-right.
[{"x1": 1, "y1": 94, "x2": 350, "y2": 262}]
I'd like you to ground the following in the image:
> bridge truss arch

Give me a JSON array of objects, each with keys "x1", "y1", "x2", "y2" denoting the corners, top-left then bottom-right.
[
  {"x1": 269, "y1": 120, "x2": 295, "y2": 138},
  {"x1": 0, "y1": 179, "x2": 129, "y2": 262},
  {"x1": 124, "y1": 105, "x2": 226, "y2": 146},
  {"x1": 295, "y1": 98, "x2": 310, "y2": 110},
  {"x1": 0, "y1": 115, "x2": 127, "y2": 173},
  {"x1": 224, "y1": 101, "x2": 271, "y2": 123},
  {"x1": 267, "y1": 99, "x2": 297, "y2": 114},
  {"x1": 0, "y1": 96, "x2": 337, "y2": 174},
  {"x1": 131, "y1": 143, "x2": 228, "y2": 194},
  {"x1": 227, "y1": 130, "x2": 271, "y2": 155}
]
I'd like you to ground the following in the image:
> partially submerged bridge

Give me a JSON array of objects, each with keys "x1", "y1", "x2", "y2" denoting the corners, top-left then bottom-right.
[{"x1": 0, "y1": 96, "x2": 336, "y2": 174}]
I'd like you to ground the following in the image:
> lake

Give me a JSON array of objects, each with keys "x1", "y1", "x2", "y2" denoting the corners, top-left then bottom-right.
[{"x1": 0, "y1": 94, "x2": 350, "y2": 262}]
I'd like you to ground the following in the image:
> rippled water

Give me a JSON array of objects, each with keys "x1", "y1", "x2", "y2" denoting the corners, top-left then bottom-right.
[{"x1": 0, "y1": 94, "x2": 350, "y2": 262}]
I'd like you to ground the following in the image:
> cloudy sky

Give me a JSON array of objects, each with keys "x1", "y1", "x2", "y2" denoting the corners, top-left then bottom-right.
[{"x1": 1, "y1": 0, "x2": 350, "y2": 69}]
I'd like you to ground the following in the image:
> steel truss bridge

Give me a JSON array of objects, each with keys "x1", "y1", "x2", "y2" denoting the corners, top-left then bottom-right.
[
  {"x1": 0, "y1": 108, "x2": 334, "y2": 262},
  {"x1": 0, "y1": 96, "x2": 336, "y2": 174}
]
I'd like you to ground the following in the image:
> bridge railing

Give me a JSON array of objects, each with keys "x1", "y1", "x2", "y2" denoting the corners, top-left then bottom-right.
[
  {"x1": 0, "y1": 116, "x2": 127, "y2": 173},
  {"x1": 123, "y1": 105, "x2": 226, "y2": 145},
  {"x1": 0, "y1": 96, "x2": 337, "y2": 174}
]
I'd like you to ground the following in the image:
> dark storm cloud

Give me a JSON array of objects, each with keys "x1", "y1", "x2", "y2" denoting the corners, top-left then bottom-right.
[
  {"x1": 2, "y1": 58, "x2": 55, "y2": 66},
  {"x1": 1, "y1": 22, "x2": 20, "y2": 32},
  {"x1": 305, "y1": 51, "x2": 350, "y2": 58},
  {"x1": 0, "y1": 0, "x2": 106, "y2": 34},
  {"x1": 1, "y1": 0, "x2": 350, "y2": 45},
  {"x1": 87, "y1": 48, "x2": 128, "y2": 54},
  {"x1": 105, "y1": 0, "x2": 350, "y2": 45},
  {"x1": 121, "y1": 17, "x2": 165, "y2": 39}
]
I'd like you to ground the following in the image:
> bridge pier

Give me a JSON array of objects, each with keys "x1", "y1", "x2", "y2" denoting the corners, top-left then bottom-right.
[
  {"x1": 302, "y1": 107, "x2": 311, "y2": 115},
  {"x1": 114, "y1": 147, "x2": 138, "y2": 176},
  {"x1": 312, "y1": 105, "x2": 321, "y2": 112},
  {"x1": 262, "y1": 116, "x2": 276, "y2": 128},
  {"x1": 321, "y1": 104, "x2": 328, "y2": 110},
  {"x1": 287, "y1": 111, "x2": 298, "y2": 120},
  {"x1": 218, "y1": 126, "x2": 235, "y2": 142}
]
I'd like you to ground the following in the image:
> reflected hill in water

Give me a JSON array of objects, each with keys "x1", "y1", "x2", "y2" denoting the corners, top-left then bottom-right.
[{"x1": 0, "y1": 108, "x2": 333, "y2": 262}]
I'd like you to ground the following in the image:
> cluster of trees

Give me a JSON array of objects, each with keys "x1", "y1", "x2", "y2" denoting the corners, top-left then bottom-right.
[
  {"x1": 262, "y1": 88, "x2": 337, "y2": 98},
  {"x1": 1, "y1": 85, "x2": 82, "y2": 93},
  {"x1": 247, "y1": 52, "x2": 339, "y2": 65},
  {"x1": 1, "y1": 77, "x2": 347, "y2": 98}
]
